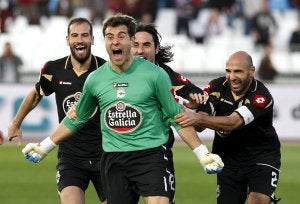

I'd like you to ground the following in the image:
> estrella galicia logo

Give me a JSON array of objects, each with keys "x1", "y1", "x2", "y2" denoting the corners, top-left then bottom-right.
[
  {"x1": 104, "y1": 101, "x2": 142, "y2": 133},
  {"x1": 63, "y1": 92, "x2": 82, "y2": 114},
  {"x1": 62, "y1": 92, "x2": 98, "y2": 117}
]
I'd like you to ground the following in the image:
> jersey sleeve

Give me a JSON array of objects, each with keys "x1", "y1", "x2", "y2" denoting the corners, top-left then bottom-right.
[
  {"x1": 35, "y1": 62, "x2": 54, "y2": 96},
  {"x1": 235, "y1": 90, "x2": 274, "y2": 126},
  {"x1": 63, "y1": 76, "x2": 98, "y2": 132},
  {"x1": 154, "y1": 68, "x2": 183, "y2": 131}
]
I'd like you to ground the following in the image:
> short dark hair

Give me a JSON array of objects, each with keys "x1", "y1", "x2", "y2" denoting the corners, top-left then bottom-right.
[
  {"x1": 136, "y1": 23, "x2": 174, "y2": 63},
  {"x1": 67, "y1": 17, "x2": 93, "y2": 36},
  {"x1": 102, "y1": 13, "x2": 137, "y2": 37}
]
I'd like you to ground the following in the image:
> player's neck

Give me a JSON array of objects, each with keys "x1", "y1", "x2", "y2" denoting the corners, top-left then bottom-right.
[
  {"x1": 71, "y1": 55, "x2": 91, "y2": 76},
  {"x1": 111, "y1": 55, "x2": 134, "y2": 73}
]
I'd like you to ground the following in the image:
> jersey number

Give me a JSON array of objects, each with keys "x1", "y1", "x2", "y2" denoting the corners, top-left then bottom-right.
[{"x1": 271, "y1": 171, "x2": 278, "y2": 187}]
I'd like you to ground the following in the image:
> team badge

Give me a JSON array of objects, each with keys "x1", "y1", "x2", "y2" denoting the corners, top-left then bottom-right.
[
  {"x1": 62, "y1": 92, "x2": 98, "y2": 116},
  {"x1": 117, "y1": 88, "x2": 126, "y2": 98},
  {"x1": 253, "y1": 94, "x2": 267, "y2": 108},
  {"x1": 63, "y1": 92, "x2": 81, "y2": 114},
  {"x1": 104, "y1": 101, "x2": 142, "y2": 133}
]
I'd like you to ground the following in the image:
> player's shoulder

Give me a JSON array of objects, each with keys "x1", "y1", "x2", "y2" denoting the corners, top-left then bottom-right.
[
  {"x1": 41, "y1": 56, "x2": 69, "y2": 73},
  {"x1": 158, "y1": 62, "x2": 171, "y2": 70},
  {"x1": 157, "y1": 62, "x2": 177, "y2": 75},
  {"x1": 250, "y1": 79, "x2": 273, "y2": 98},
  {"x1": 46, "y1": 56, "x2": 68, "y2": 67},
  {"x1": 203, "y1": 76, "x2": 226, "y2": 93},
  {"x1": 133, "y1": 57, "x2": 161, "y2": 73}
]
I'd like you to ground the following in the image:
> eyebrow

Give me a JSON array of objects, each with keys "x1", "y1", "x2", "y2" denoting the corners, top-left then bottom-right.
[{"x1": 105, "y1": 31, "x2": 127, "y2": 36}]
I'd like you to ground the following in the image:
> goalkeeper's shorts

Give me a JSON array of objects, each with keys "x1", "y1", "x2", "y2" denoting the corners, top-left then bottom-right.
[{"x1": 101, "y1": 145, "x2": 175, "y2": 204}]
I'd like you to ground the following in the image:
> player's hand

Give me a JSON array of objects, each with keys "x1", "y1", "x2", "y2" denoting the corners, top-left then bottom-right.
[
  {"x1": 0, "y1": 130, "x2": 4, "y2": 145},
  {"x1": 22, "y1": 143, "x2": 48, "y2": 163},
  {"x1": 8, "y1": 122, "x2": 23, "y2": 145},
  {"x1": 22, "y1": 137, "x2": 57, "y2": 163},
  {"x1": 66, "y1": 105, "x2": 78, "y2": 120},
  {"x1": 175, "y1": 108, "x2": 208, "y2": 127},
  {"x1": 193, "y1": 144, "x2": 224, "y2": 174},
  {"x1": 183, "y1": 92, "x2": 209, "y2": 109},
  {"x1": 199, "y1": 153, "x2": 224, "y2": 174}
]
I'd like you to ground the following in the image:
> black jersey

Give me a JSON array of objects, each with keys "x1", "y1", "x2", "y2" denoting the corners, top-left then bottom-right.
[
  {"x1": 35, "y1": 55, "x2": 106, "y2": 160},
  {"x1": 199, "y1": 77, "x2": 281, "y2": 166}
]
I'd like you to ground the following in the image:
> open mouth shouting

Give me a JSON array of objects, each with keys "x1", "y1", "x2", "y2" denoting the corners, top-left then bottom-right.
[
  {"x1": 75, "y1": 44, "x2": 87, "y2": 55},
  {"x1": 112, "y1": 48, "x2": 124, "y2": 61}
]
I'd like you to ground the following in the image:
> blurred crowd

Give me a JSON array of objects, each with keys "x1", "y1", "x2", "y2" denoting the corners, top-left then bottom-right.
[{"x1": 1, "y1": 0, "x2": 300, "y2": 83}]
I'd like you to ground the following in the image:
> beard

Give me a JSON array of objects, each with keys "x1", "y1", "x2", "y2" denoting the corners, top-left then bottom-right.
[
  {"x1": 70, "y1": 46, "x2": 92, "y2": 63},
  {"x1": 231, "y1": 75, "x2": 252, "y2": 95}
]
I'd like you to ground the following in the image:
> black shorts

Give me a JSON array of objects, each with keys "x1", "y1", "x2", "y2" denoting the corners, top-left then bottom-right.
[
  {"x1": 216, "y1": 161, "x2": 281, "y2": 204},
  {"x1": 56, "y1": 157, "x2": 106, "y2": 202},
  {"x1": 101, "y1": 145, "x2": 174, "y2": 204}
]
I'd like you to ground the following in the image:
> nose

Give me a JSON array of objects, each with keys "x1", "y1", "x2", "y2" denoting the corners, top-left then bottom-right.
[
  {"x1": 136, "y1": 46, "x2": 144, "y2": 54},
  {"x1": 227, "y1": 72, "x2": 236, "y2": 81},
  {"x1": 112, "y1": 37, "x2": 119, "y2": 45},
  {"x1": 76, "y1": 35, "x2": 85, "y2": 42}
]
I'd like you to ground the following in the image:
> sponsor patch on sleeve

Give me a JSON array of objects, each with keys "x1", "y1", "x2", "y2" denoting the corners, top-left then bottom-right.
[
  {"x1": 203, "y1": 83, "x2": 213, "y2": 93},
  {"x1": 176, "y1": 74, "x2": 189, "y2": 84},
  {"x1": 253, "y1": 94, "x2": 267, "y2": 108}
]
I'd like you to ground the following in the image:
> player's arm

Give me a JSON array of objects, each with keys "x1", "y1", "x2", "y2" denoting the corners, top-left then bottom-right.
[
  {"x1": 8, "y1": 88, "x2": 42, "y2": 145},
  {"x1": 174, "y1": 108, "x2": 244, "y2": 132}
]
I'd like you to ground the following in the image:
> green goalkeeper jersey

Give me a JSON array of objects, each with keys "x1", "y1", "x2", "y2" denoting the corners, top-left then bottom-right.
[{"x1": 63, "y1": 57, "x2": 183, "y2": 152}]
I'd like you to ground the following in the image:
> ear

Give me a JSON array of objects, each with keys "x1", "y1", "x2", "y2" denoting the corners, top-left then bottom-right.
[
  {"x1": 66, "y1": 36, "x2": 70, "y2": 46},
  {"x1": 91, "y1": 35, "x2": 94, "y2": 45},
  {"x1": 250, "y1": 66, "x2": 256, "y2": 77},
  {"x1": 155, "y1": 46, "x2": 159, "y2": 54}
]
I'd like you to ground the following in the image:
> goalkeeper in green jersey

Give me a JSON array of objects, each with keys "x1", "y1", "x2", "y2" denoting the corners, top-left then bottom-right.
[{"x1": 22, "y1": 13, "x2": 224, "y2": 204}]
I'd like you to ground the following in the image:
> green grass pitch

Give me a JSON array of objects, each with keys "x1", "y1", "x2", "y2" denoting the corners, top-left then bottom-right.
[{"x1": 0, "y1": 143, "x2": 299, "y2": 203}]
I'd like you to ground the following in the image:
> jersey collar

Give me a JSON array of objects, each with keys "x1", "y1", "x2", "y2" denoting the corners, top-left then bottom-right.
[{"x1": 64, "y1": 55, "x2": 99, "y2": 71}]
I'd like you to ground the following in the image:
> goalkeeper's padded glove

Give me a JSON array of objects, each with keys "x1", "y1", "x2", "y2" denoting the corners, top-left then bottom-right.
[
  {"x1": 193, "y1": 144, "x2": 224, "y2": 174},
  {"x1": 22, "y1": 137, "x2": 57, "y2": 163}
]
